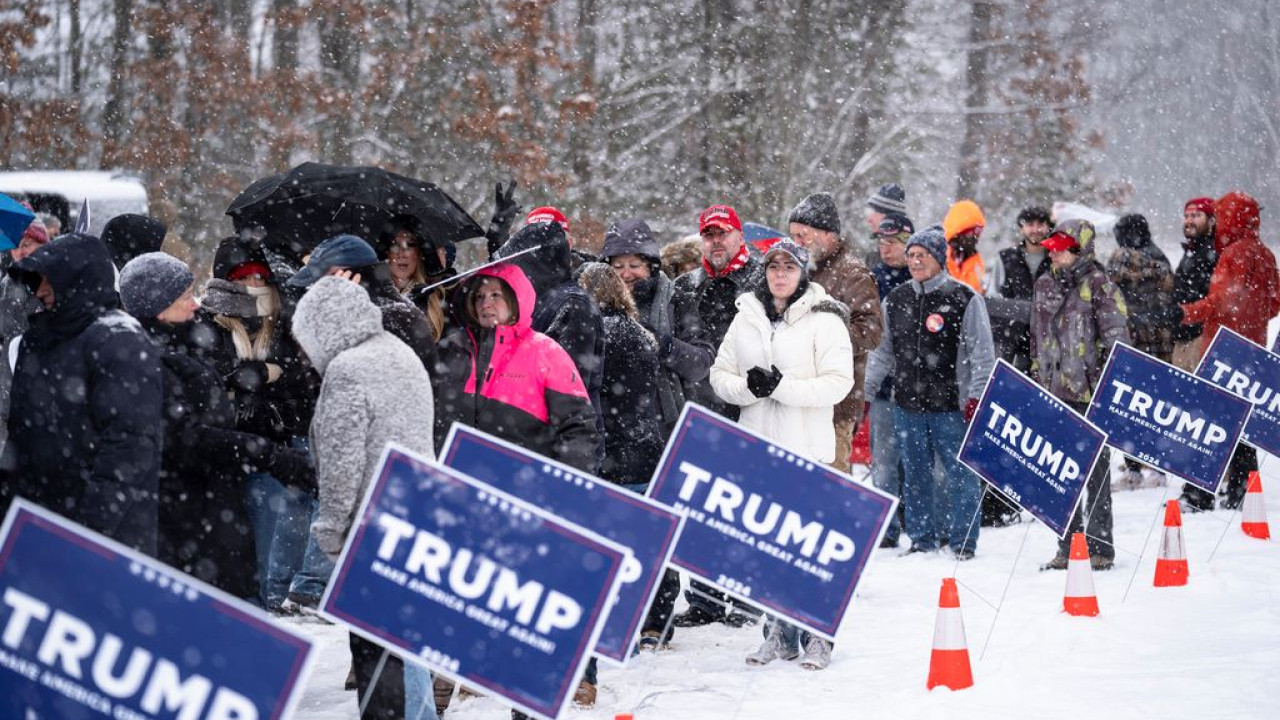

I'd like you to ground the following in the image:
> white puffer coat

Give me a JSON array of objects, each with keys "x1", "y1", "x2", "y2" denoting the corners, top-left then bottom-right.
[{"x1": 710, "y1": 283, "x2": 854, "y2": 463}]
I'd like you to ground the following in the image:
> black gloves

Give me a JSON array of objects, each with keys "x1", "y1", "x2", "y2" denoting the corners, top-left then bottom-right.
[
  {"x1": 484, "y1": 180, "x2": 521, "y2": 255},
  {"x1": 268, "y1": 445, "x2": 317, "y2": 495},
  {"x1": 747, "y1": 365, "x2": 783, "y2": 398}
]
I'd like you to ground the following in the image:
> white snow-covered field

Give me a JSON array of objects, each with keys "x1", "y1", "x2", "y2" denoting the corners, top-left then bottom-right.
[{"x1": 286, "y1": 457, "x2": 1280, "y2": 720}]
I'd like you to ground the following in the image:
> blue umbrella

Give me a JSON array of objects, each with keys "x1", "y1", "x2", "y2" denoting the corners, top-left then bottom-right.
[
  {"x1": 742, "y1": 222, "x2": 783, "y2": 243},
  {"x1": 0, "y1": 192, "x2": 36, "y2": 252}
]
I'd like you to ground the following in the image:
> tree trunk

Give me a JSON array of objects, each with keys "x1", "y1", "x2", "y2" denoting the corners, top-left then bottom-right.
[
  {"x1": 957, "y1": 0, "x2": 995, "y2": 199},
  {"x1": 69, "y1": 0, "x2": 82, "y2": 95},
  {"x1": 273, "y1": 0, "x2": 299, "y2": 72},
  {"x1": 101, "y1": 0, "x2": 132, "y2": 163}
]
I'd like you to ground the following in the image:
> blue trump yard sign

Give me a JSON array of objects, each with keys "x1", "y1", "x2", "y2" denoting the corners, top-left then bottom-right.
[
  {"x1": 958, "y1": 360, "x2": 1107, "y2": 538},
  {"x1": 0, "y1": 500, "x2": 314, "y2": 720},
  {"x1": 1086, "y1": 343, "x2": 1251, "y2": 493},
  {"x1": 439, "y1": 424, "x2": 684, "y2": 665},
  {"x1": 1197, "y1": 327, "x2": 1280, "y2": 457},
  {"x1": 321, "y1": 445, "x2": 630, "y2": 720},
  {"x1": 647, "y1": 405, "x2": 897, "y2": 641}
]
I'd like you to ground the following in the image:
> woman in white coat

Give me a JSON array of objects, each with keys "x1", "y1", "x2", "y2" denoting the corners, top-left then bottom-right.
[{"x1": 709, "y1": 238, "x2": 854, "y2": 670}]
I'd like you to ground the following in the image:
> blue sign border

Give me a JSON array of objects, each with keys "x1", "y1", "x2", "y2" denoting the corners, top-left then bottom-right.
[
  {"x1": 319, "y1": 444, "x2": 631, "y2": 720},
  {"x1": 438, "y1": 423, "x2": 685, "y2": 666},
  {"x1": 0, "y1": 499, "x2": 316, "y2": 720},
  {"x1": 646, "y1": 404, "x2": 897, "y2": 641},
  {"x1": 958, "y1": 359, "x2": 1107, "y2": 538}
]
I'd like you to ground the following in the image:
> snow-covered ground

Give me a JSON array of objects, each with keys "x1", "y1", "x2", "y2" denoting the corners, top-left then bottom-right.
[{"x1": 284, "y1": 456, "x2": 1280, "y2": 720}]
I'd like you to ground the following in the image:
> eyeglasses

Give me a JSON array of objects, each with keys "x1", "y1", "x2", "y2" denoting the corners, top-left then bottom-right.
[
  {"x1": 905, "y1": 251, "x2": 931, "y2": 261},
  {"x1": 388, "y1": 242, "x2": 420, "y2": 255}
]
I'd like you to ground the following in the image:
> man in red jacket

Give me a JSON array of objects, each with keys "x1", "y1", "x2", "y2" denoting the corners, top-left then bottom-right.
[{"x1": 1179, "y1": 191, "x2": 1280, "y2": 509}]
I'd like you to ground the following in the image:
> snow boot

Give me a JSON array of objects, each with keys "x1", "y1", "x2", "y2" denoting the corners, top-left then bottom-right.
[
  {"x1": 573, "y1": 680, "x2": 596, "y2": 708},
  {"x1": 745, "y1": 624, "x2": 799, "y2": 666},
  {"x1": 1039, "y1": 554, "x2": 1069, "y2": 571},
  {"x1": 1090, "y1": 555, "x2": 1115, "y2": 571},
  {"x1": 799, "y1": 637, "x2": 833, "y2": 671},
  {"x1": 672, "y1": 605, "x2": 722, "y2": 628}
]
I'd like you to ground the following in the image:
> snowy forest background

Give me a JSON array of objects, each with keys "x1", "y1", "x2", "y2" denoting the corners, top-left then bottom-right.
[{"x1": 2, "y1": 0, "x2": 1278, "y2": 267}]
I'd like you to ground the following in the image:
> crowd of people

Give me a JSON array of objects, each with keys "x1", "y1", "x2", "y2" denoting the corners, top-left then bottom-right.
[{"x1": 0, "y1": 181, "x2": 1276, "y2": 719}]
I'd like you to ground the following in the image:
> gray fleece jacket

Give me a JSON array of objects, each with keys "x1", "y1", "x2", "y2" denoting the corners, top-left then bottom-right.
[{"x1": 292, "y1": 276, "x2": 435, "y2": 557}]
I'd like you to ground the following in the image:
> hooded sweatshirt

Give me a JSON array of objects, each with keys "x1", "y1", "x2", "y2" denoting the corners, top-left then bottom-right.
[
  {"x1": 433, "y1": 263, "x2": 600, "y2": 473},
  {"x1": 5, "y1": 233, "x2": 163, "y2": 553},
  {"x1": 1181, "y1": 192, "x2": 1280, "y2": 350},
  {"x1": 292, "y1": 276, "x2": 435, "y2": 557}
]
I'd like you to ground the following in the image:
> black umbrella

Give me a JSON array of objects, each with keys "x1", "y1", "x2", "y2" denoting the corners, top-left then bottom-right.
[{"x1": 226, "y1": 162, "x2": 485, "y2": 260}]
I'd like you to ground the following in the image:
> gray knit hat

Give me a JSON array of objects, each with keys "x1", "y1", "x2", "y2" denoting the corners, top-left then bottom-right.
[
  {"x1": 788, "y1": 192, "x2": 841, "y2": 234},
  {"x1": 868, "y1": 183, "x2": 908, "y2": 215},
  {"x1": 119, "y1": 251, "x2": 194, "y2": 319},
  {"x1": 905, "y1": 225, "x2": 948, "y2": 268}
]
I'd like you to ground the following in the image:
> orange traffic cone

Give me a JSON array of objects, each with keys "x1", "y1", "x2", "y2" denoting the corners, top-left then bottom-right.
[
  {"x1": 1154, "y1": 500, "x2": 1189, "y2": 587},
  {"x1": 1241, "y1": 472, "x2": 1271, "y2": 540},
  {"x1": 1063, "y1": 532, "x2": 1099, "y2": 616},
  {"x1": 927, "y1": 577, "x2": 973, "y2": 690}
]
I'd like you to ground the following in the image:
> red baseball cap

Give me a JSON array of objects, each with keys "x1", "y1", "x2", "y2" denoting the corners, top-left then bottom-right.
[
  {"x1": 525, "y1": 206, "x2": 570, "y2": 232},
  {"x1": 699, "y1": 204, "x2": 742, "y2": 233},
  {"x1": 1040, "y1": 231, "x2": 1080, "y2": 253}
]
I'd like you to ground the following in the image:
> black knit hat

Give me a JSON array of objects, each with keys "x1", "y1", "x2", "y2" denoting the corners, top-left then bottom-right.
[{"x1": 788, "y1": 192, "x2": 841, "y2": 234}]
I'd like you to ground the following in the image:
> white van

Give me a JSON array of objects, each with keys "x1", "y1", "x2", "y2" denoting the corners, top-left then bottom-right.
[{"x1": 0, "y1": 170, "x2": 148, "y2": 236}]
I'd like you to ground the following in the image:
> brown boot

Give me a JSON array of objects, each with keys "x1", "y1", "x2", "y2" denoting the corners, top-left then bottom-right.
[
  {"x1": 433, "y1": 676, "x2": 455, "y2": 711},
  {"x1": 573, "y1": 680, "x2": 597, "y2": 708},
  {"x1": 344, "y1": 663, "x2": 356, "y2": 691}
]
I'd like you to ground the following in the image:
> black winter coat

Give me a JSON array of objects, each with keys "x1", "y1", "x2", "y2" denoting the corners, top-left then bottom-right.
[
  {"x1": 142, "y1": 320, "x2": 273, "y2": 599},
  {"x1": 353, "y1": 263, "x2": 438, "y2": 373},
  {"x1": 494, "y1": 223, "x2": 605, "y2": 462},
  {"x1": 597, "y1": 310, "x2": 666, "y2": 485},
  {"x1": 187, "y1": 311, "x2": 317, "y2": 443},
  {"x1": 672, "y1": 253, "x2": 764, "y2": 420},
  {"x1": 1171, "y1": 234, "x2": 1218, "y2": 343},
  {"x1": 5, "y1": 234, "x2": 162, "y2": 554},
  {"x1": 631, "y1": 273, "x2": 713, "y2": 433}
]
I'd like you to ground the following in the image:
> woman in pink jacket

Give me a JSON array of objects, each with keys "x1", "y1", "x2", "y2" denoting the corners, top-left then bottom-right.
[{"x1": 432, "y1": 262, "x2": 600, "y2": 474}]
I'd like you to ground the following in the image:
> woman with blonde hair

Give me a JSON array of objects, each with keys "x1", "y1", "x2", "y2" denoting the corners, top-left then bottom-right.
[
  {"x1": 378, "y1": 215, "x2": 452, "y2": 340},
  {"x1": 192, "y1": 235, "x2": 321, "y2": 612}
]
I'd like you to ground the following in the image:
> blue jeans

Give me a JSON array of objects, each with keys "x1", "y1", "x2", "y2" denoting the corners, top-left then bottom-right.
[
  {"x1": 893, "y1": 407, "x2": 982, "y2": 554},
  {"x1": 765, "y1": 618, "x2": 819, "y2": 654},
  {"x1": 402, "y1": 664, "x2": 437, "y2": 720},
  {"x1": 287, "y1": 530, "x2": 336, "y2": 600},
  {"x1": 245, "y1": 473, "x2": 314, "y2": 608},
  {"x1": 869, "y1": 400, "x2": 904, "y2": 543}
]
